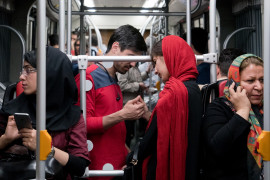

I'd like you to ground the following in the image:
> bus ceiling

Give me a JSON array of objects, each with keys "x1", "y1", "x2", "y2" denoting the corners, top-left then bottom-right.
[{"x1": 46, "y1": 0, "x2": 208, "y2": 30}]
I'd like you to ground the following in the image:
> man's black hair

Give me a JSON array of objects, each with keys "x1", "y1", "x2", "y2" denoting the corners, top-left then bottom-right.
[
  {"x1": 218, "y1": 48, "x2": 246, "y2": 76},
  {"x1": 182, "y1": 28, "x2": 208, "y2": 54},
  {"x1": 48, "y1": 34, "x2": 59, "y2": 46},
  {"x1": 106, "y1": 24, "x2": 147, "y2": 54},
  {"x1": 72, "y1": 31, "x2": 79, "y2": 36}
]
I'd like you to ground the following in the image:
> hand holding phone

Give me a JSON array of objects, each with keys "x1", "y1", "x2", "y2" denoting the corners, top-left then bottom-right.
[
  {"x1": 228, "y1": 79, "x2": 238, "y2": 92},
  {"x1": 227, "y1": 79, "x2": 251, "y2": 121},
  {"x1": 14, "y1": 113, "x2": 32, "y2": 130}
]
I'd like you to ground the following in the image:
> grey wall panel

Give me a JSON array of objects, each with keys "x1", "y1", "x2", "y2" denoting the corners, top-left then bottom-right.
[
  {"x1": 0, "y1": 8, "x2": 11, "y2": 85},
  {"x1": 235, "y1": 6, "x2": 262, "y2": 56}
]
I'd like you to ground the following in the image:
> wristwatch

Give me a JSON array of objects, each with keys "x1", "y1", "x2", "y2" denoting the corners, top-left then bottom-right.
[{"x1": 48, "y1": 145, "x2": 55, "y2": 158}]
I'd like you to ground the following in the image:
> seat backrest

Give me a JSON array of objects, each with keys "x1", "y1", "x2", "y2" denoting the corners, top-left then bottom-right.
[
  {"x1": 16, "y1": 81, "x2": 23, "y2": 96},
  {"x1": 0, "y1": 82, "x2": 6, "y2": 109},
  {"x1": 1, "y1": 81, "x2": 24, "y2": 109},
  {"x1": 218, "y1": 80, "x2": 227, "y2": 97},
  {"x1": 201, "y1": 79, "x2": 227, "y2": 116},
  {"x1": 2, "y1": 83, "x2": 17, "y2": 108}
]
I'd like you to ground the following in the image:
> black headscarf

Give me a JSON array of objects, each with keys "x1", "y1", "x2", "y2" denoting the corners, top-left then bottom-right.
[{"x1": 2, "y1": 46, "x2": 81, "y2": 131}]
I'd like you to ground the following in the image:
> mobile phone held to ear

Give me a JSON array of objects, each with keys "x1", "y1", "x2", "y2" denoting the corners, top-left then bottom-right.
[
  {"x1": 14, "y1": 113, "x2": 32, "y2": 130},
  {"x1": 228, "y1": 79, "x2": 238, "y2": 92}
]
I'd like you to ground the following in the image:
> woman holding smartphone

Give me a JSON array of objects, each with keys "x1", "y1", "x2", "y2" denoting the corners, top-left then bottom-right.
[
  {"x1": 202, "y1": 54, "x2": 264, "y2": 180},
  {"x1": 0, "y1": 46, "x2": 89, "y2": 179}
]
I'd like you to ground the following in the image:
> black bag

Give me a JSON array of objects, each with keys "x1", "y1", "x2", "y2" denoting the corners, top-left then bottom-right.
[{"x1": 123, "y1": 141, "x2": 141, "y2": 180}]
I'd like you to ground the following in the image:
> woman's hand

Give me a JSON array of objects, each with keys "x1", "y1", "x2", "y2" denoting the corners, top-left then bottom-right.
[
  {"x1": 122, "y1": 96, "x2": 145, "y2": 120},
  {"x1": 20, "y1": 128, "x2": 37, "y2": 151},
  {"x1": 229, "y1": 82, "x2": 251, "y2": 121},
  {"x1": 5, "y1": 116, "x2": 21, "y2": 142},
  {"x1": 137, "y1": 96, "x2": 151, "y2": 121},
  {"x1": 0, "y1": 116, "x2": 21, "y2": 149}
]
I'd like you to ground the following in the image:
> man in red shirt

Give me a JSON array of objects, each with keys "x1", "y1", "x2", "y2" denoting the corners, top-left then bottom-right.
[{"x1": 75, "y1": 25, "x2": 148, "y2": 180}]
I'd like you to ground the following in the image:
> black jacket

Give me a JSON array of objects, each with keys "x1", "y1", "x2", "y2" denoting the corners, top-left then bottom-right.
[
  {"x1": 130, "y1": 80, "x2": 202, "y2": 180},
  {"x1": 202, "y1": 97, "x2": 261, "y2": 180}
]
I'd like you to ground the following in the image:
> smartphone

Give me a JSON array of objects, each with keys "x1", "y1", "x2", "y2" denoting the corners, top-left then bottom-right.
[
  {"x1": 228, "y1": 79, "x2": 238, "y2": 92},
  {"x1": 14, "y1": 113, "x2": 32, "y2": 130}
]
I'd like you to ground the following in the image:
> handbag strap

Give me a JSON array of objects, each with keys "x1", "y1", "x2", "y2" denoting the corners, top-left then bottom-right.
[{"x1": 130, "y1": 141, "x2": 140, "y2": 165}]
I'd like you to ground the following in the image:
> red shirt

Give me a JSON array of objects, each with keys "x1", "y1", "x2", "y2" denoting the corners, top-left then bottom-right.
[{"x1": 75, "y1": 64, "x2": 128, "y2": 180}]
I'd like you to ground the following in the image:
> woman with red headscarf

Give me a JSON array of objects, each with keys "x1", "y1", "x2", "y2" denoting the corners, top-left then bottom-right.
[{"x1": 126, "y1": 35, "x2": 202, "y2": 180}]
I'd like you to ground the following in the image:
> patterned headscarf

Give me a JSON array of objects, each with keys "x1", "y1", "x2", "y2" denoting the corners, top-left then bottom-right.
[{"x1": 223, "y1": 54, "x2": 263, "y2": 168}]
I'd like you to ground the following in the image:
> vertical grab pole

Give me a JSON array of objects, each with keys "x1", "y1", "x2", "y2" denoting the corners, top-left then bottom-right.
[
  {"x1": 263, "y1": 0, "x2": 270, "y2": 179},
  {"x1": 209, "y1": 0, "x2": 217, "y2": 83},
  {"x1": 186, "y1": 0, "x2": 191, "y2": 46},
  {"x1": 59, "y1": 0, "x2": 65, "y2": 52},
  {"x1": 67, "y1": 0, "x2": 72, "y2": 55},
  {"x1": 80, "y1": 0, "x2": 86, "y2": 55},
  {"x1": 36, "y1": 0, "x2": 47, "y2": 179},
  {"x1": 78, "y1": 56, "x2": 87, "y2": 121},
  {"x1": 80, "y1": 69, "x2": 87, "y2": 121}
]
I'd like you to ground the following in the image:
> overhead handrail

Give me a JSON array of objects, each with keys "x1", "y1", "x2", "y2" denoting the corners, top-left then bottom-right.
[
  {"x1": 84, "y1": 7, "x2": 166, "y2": 11},
  {"x1": 223, "y1": 26, "x2": 256, "y2": 49},
  {"x1": 72, "y1": 11, "x2": 196, "y2": 16},
  {"x1": 0, "y1": 25, "x2": 26, "y2": 70}
]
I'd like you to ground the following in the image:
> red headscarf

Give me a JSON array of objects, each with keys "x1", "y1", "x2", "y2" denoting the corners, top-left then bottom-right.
[{"x1": 142, "y1": 35, "x2": 198, "y2": 180}]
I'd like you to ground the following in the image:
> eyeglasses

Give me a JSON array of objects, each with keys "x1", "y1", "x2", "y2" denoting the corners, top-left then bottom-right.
[
  {"x1": 20, "y1": 67, "x2": 37, "y2": 76},
  {"x1": 75, "y1": 44, "x2": 80, "y2": 47}
]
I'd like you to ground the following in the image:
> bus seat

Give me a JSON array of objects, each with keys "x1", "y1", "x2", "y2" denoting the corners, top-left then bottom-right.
[
  {"x1": 0, "y1": 160, "x2": 36, "y2": 179},
  {"x1": 218, "y1": 80, "x2": 227, "y2": 97},
  {"x1": 16, "y1": 81, "x2": 23, "y2": 96},
  {"x1": 0, "y1": 159, "x2": 59, "y2": 179},
  {"x1": 1, "y1": 81, "x2": 23, "y2": 109},
  {"x1": 2, "y1": 83, "x2": 17, "y2": 108},
  {"x1": 201, "y1": 79, "x2": 227, "y2": 116}
]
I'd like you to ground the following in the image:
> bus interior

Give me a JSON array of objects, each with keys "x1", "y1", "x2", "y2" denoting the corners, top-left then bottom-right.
[{"x1": 0, "y1": 0, "x2": 270, "y2": 179}]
